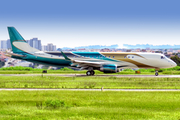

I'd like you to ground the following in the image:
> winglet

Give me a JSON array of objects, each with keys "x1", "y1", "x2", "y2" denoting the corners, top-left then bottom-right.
[{"x1": 61, "y1": 51, "x2": 71, "y2": 60}]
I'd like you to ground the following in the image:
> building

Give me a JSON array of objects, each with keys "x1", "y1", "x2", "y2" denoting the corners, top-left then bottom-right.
[
  {"x1": 47, "y1": 43, "x2": 53, "y2": 51},
  {"x1": 42, "y1": 43, "x2": 56, "y2": 51},
  {"x1": 7, "y1": 39, "x2": 11, "y2": 49},
  {"x1": 126, "y1": 49, "x2": 132, "y2": 52},
  {"x1": 42, "y1": 45, "x2": 47, "y2": 51},
  {"x1": 141, "y1": 49, "x2": 147, "y2": 52},
  {"x1": 0, "y1": 39, "x2": 12, "y2": 50},
  {"x1": 26, "y1": 38, "x2": 42, "y2": 50},
  {"x1": 100, "y1": 48, "x2": 111, "y2": 52},
  {"x1": 0, "y1": 38, "x2": 41, "y2": 51},
  {"x1": 1, "y1": 40, "x2": 7, "y2": 50}
]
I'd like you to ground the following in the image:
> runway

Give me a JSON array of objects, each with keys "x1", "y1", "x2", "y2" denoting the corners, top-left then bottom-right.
[
  {"x1": 1, "y1": 74, "x2": 180, "y2": 78},
  {"x1": 0, "y1": 74, "x2": 180, "y2": 91},
  {"x1": 0, "y1": 88, "x2": 180, "y2": 91}
]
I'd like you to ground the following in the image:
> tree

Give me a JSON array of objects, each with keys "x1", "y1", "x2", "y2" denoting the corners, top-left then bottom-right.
[{"x1": 170, "y1": 55, "x2": 180, "y2": 66}]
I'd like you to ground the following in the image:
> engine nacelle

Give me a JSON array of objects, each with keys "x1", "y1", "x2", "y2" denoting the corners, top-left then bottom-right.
[{"x1": 100, "y1": 64, "x2": 118, "y2": 73}]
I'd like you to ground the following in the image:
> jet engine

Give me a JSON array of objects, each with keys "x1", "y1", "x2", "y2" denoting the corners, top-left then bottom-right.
[{"x1": 100, "y1": 64, "x2": 119, "y2": 73}]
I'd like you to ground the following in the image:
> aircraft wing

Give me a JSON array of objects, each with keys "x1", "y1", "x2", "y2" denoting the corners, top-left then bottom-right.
[
  {"x1": 61, "y1": 51, "x2": 126, "y2": 70},
  {"x1": 71, "y1": 59, "x2": 104, "y2": 68},
  {"x1": 60, "y1": 51, "x2": 105, "y2": 68}
]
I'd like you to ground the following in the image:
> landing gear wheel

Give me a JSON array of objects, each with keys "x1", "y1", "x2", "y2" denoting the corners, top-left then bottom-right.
[
  {"x1": 155, "y1": 72, "x2": 158, "y2": 76},
  {"x1": 86, "y1": 71, "x2": 95, "y2": 76},
  {"x1": 91, "y1": 71, "x2": 95, "y2": 76},
  {"x1": 86, "y1": 71, "x2": 91, "y2": 76}
]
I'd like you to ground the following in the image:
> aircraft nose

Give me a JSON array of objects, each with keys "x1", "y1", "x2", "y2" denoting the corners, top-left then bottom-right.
[{"x1": 171, "y1": 61, "x2": 177, "y2": 67}]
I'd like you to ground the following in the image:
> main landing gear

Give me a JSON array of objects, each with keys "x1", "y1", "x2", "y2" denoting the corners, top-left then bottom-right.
[
  {"x1": 86, "y1": 70, "x2": 95, "y2": 76},
  {"x1": 155, "y1": 70, "x2": 158, "y2": 76}
]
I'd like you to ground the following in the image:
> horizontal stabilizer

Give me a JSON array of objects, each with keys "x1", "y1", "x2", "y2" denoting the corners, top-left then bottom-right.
[{"x1": 5, "y1": 52, "x2": 25, "y2": 57}]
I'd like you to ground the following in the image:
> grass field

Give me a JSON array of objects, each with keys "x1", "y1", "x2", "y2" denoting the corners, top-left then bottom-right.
[
  {"x1": 0, "y1": 66, "x2": 180, "y2": 75},
  {"x1": 0, "y1": 76, "x2": 180, "y2": 89},
  {"x1": 0, "y1": 90, "x2": 180, "y2": 120},
  {"x1": 1, "y1": 66, "x2": 180, "y2": 119}
]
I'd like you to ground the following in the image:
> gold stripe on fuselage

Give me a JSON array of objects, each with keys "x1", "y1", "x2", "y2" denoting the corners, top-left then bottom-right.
[{"x1": 101, "y1": 52, "x2": 156, "y2": 68}]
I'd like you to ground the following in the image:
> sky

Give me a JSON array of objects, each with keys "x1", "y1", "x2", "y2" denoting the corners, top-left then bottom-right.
[{"x1": 0, "y1": 0, "x2": 180, "y2": 48}]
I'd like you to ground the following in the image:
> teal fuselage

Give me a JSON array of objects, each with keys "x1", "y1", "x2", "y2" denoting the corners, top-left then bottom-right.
[{"x1": 12, "y1": 53, "x2": 71, "y2": 67}]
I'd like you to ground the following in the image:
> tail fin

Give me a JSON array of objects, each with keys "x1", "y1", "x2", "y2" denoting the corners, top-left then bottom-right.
[{"x1": 7, "y1": 27, "x2": 39, "y2": 54}]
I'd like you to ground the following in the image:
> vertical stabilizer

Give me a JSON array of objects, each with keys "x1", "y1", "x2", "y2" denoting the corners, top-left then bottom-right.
[{"x1": 7, "y1": 27, "x2": 39, "y2": 54}]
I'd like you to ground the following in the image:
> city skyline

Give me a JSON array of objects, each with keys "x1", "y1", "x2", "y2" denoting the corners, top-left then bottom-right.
[
  {"x1": 2, "y1": 37, "x2": 180, "y2": 50},
  {"x1": 0, "y1": 0, "x2": 180, "y2": 48},
  {"x1": 0, "y1": 38, "x2": 57, "y2": 51}
]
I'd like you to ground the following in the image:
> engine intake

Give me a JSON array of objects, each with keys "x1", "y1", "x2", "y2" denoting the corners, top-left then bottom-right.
[{"x1": 100, "y1": 64, "x2": 118, "y2": 73}]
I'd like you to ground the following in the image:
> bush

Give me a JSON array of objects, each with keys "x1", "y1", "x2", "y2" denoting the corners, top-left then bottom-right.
[
  {"x1": 109, "y1": 76, "x2": 117, "y2": 79},
  {"x1": 0, "y1": 71, "x2": 29, "y2": 74},
  {"x1": 84, "y1": 82, "x2": 96, "y2": 88},
  {"x1": 45, "y1": 100, "x2": 65, "y2": 109},
  {"x1": 59, "y1": 67, "x2": 74, "y2": 71},
  {"x1": 36, "y1": 101, "x2": 43, "y2": 109},
  {"x1": 0, "y1": 66, "x2": 42, "y2": 71},
  {"x1": 24, "y1": 84, "x2": 28, "y2": 88},
  {"x1": 138, "y1": 69, "x2": 155, "y2": 72},
  {"x1": 158, "y1": 69, "x2": 163, "y2": 72},
  {"x1": 123, "y1": 69, "x2": 134, "y2": 72}
]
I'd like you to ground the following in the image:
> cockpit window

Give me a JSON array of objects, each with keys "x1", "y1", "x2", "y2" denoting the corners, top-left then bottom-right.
[{"x1": 161, "y1": 56, "x2": 165, "y2": 59}]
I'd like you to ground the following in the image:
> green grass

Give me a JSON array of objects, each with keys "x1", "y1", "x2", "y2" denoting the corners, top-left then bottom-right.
[
  {"x1": 0, "y1": 90, "x2": 180, "y2": 120},
  {"x1": 1, "y1": 66, "x2": 180, "y2": 71},
  {"x1": 1, "y1": 66, "x2": 180, "y2": 75},
  {"x1": 1, "y1": 76, "x2": 180, "y2": 89}
]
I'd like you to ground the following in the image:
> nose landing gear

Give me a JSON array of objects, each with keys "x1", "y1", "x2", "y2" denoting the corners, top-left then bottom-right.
[{"x1": 155, "y1": 71, "x2": 158, "y2": 76}]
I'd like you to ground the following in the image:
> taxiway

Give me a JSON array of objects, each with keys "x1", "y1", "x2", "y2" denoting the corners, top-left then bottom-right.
[{"x1": 1, "y1": 74, "x2": 180, "y2": 78}]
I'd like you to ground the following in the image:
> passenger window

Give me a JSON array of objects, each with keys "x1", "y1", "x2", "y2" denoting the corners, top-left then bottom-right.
[
  {"x1": 161, "y1": 56, "x2": 164, "y2": 59},
  {"x1": 132, "y1": 56, "x2": 134, "y2": 58},
  {"x1": 113, "y1": 56, "x2": 115, "y2": 58},
  {"x1": 124, "y1": 56, "x2": 126, "y2": 58},
  {"x1": 128, "y1": 56, "x2": 130, "y2": 58},
  {"x1": 109, "y1": 56, "x2": 111, "y2": 58}
]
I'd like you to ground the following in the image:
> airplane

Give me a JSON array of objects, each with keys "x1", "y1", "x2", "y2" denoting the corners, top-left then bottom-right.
[{"x1": 6, "y1": 27, "x2": 177, "y2": 76}]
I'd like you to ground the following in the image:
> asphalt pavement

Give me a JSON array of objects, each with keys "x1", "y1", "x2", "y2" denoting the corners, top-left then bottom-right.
[{"x1": 1, "y1": 74, "x2": 180, "y2": 78}]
